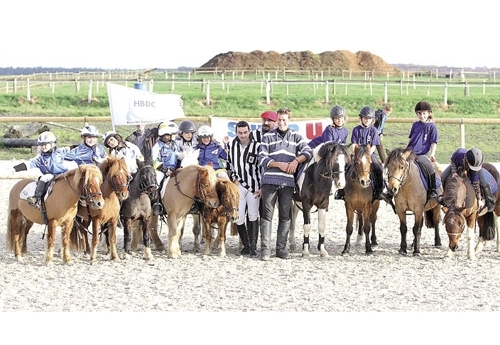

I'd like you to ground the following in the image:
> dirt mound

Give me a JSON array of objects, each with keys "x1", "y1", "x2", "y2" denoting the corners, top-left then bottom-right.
[{"x1": 200, "y1": 50, "x2": 400, "y2": 75}]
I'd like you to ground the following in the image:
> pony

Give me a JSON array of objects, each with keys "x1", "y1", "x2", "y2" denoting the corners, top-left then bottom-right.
[
  {"x1": 441, "y1": 170, "x2": 479, "y2": 259},
  {"x1": 475, "y1": 162, "x2": 500, "y2": 254},
  {"x1": 290, "y1": 142, "x2": 351, "y2": 257},
  {"x1": 6, "y1": 165, "x2": 104, "y2": 265},
  {"x1": 70, "y1": 156, "x2": 131, "y2": 263},
  {"x1": 200, "y1": 178, "x2": 240, "y2": 256},
  {"x1": 384, "y1": 148, "x2": 442, "y2": 256},
  {"x1": 121, "y1": 159, "x2": 159, "y2": 260},
  {"x1": 152, "y1": 164, "x2": 219, "y2": 258},
  {"x1": 342, "y1": 144, "x2": 381, "y2": 255}
]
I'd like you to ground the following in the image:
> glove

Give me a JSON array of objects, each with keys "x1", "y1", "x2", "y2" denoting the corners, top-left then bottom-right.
[
  {"x1": 13, "y1": 162, "x2": 28, "y2": 172},
  {"x1": 93, "y1": 156, "x2": 105, "y2": 164}
]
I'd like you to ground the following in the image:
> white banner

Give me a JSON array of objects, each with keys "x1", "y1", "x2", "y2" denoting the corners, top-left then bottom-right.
[
  {"x1": 107, "y1": 83, "x2": 185, "y2": 126},
  {"x1": 210, "y1": 117, "x2": 332, "y2": 143}
]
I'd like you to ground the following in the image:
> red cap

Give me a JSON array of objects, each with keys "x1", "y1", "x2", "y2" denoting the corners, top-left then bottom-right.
[{"x1": 261, "y1": 111, "x2": 278, "y2": 122}]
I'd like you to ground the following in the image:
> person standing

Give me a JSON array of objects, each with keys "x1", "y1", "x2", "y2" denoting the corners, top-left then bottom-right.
[
  {"x1": 259, "y1": 107, "x2": 313, "y2": 260},
  {"x1": 125, "y1": 124, "x2": 158, "y2": 162},
  {"x1": 406, "y1": 101, "x2": 439, "y2": 200},
  {"x1": 250, "y1": 110, "x2": 278, "y2": 142},
  {"x1": 227, "y1": 121, "x2": 261, "y2": 257}
]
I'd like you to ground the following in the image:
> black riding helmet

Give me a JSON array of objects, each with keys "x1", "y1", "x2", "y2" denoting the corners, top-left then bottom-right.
[
  {"x1": 415, "y1": 101, "x2": 432, "y2": 113},
  {"x1": 178, "y1": 120, "x2": 197, "y2": 134},
  {"x1": 465, "y1": 148, "x2": 483, "y2": 171},
  {"x1": 330, "y1": 105, "x2": 347, "y2": 119},
  {"x1": 359, "y1": 106, "x2": 375, "y2": 118}
]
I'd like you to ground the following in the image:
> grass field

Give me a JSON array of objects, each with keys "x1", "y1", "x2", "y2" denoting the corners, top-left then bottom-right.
[{"x1": 1, "y1": 75, "x2": 499, "y2": 162}]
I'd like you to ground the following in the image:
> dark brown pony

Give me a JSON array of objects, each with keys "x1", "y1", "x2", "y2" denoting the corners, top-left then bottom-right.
[
  {"x1": 151, "y1": 164, "x2": 219, "y2": 258},
  {"x1": 121, "y1": 159, "x2": 158, "y2": 260},
  {"x1": 200, "y1": 178, "x2": 240, "y2": 256},
  {"x1": 384, "y1": 148, "x2": 442, "y2": 256},
  {"x1": 342, "y1": 144, "x2": 380, "y2": 254},
  {"x1": 290, "y1": 142, "x2": 351, "y2": 257},
  {"x1": 70, "y1": 156, "x2": 131, "y2": 263},
  {"x1": 441, "y1": 170, "x2": 479, "y2": 259},
  {"x1": 6, "y1": 165, "x2": 104, "y2": 264},
  {"x1": 475, "y1": 163, "x2": 500, "y2": 255}
]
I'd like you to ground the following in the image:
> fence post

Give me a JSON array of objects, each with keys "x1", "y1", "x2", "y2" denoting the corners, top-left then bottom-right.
[
  {"x1": 266, "y1": 80, "x2": 271, "y2": 105},
  {"x1": 26, "y1": 79, "x2": 31, "y2": 102},
  {"x1": 444, "y1": 83, "x2": 448, "y2": 105},
  {"x1": 332, "y1": 79, "x2": 336, "y2": 95},
  {"x1": 221, "y1": 73, "x2": 225, "y2": 90},
  {"x1": 325, "y1": 81, "x2": 329, "y2": 103},
  {"x1": 383, "y1": 82, "x2": 388, "y2": 103},
  {"x1": 5, "y1": 81, "x2": 8, "y2": 94},
  {"x1": 75, "y1": 77, "x2": 80, "y2": 93},
  {"x1": 170, "y1": 74, "x2": 174, "y2": 92},
  {"x1": 206, "y1": 81, "x2": 210, "y2": 105},
  {"x1": 483, "y1": 81, "x2": 486, "y2": 96},
  {"x1": 399, "y1": 79, "x2": 403, "y2": 96},
  {"x1": 460, "y1": 119, "x2": 465, "y2": 148},
  {"x1": 87, "y1": 80, "x2": 92, "y2": 103}
]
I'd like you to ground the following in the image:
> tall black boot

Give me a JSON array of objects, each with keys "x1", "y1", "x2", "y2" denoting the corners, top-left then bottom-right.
[
  {"x1": 236, "y1": 224, "x2": 250, "y2": 256},
  {"x1": 151, "y1": 190, "x2": 164, "y2": 216},
  {"x1": 27, "y1": 180, "x2": 48, "y2": 209},
  {"x1": 248, "y1": 220, "x2": 259, "y2": 258},
  {"x1": 428, "y1": 173, "x2": 438, "y2": 199},
  {"x1": 482, "y1": 184, "x2": 496, "y2": 212},
  {"x1": 373, "y1": 171, "x2": 384, "y2": 201}
]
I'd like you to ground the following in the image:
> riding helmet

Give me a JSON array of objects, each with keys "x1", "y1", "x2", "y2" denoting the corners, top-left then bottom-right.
[
  {"x1": 178, "y1": 120, "x2": 197, "y2": 134},
  {"x1": 197, "y1": 125, "x2": 213, "y2": 138},
  {"x1": 415, "y1": 101, "x2": 432, "y2": 113},
  {"x1": 158, "y1": 121, "x2": 178, "y2": 136},
  {"x1": 330, "y1": 105, "x2": 347, "y2": 119},
  {"x1": 465, "y1": 148, "x2": 483, "y2": 171},
  {"x1": 37, "y1": 131, "x2": 57, "y2": 145},
  {"x1": 359, "y1": 106, "x2": 375, "y2": 118},
  {"x1": 102, "y1": 131, "x2": 121, "y2": 148},
  {"x1": 81, "y1": 125, "x2": 99, "y2": 137}
]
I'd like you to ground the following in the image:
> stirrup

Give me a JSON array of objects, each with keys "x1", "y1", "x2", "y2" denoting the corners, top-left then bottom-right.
[
  {"x1": 27, "y1": 197, "x2": 41, "y2": 208},
  {"x1": 334, "y1": 189, "x2": 345, "y2": 200},
  {"x1": 152, "y1": 203, "x2": 164, "y2": 216}
]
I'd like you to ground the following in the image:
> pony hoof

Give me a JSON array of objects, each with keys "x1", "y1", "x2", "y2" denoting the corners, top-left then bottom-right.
[
  {"x1": 290, "y1": 244, "x2": 297, "y2": 252},
  {"x1": 320, "y1": 252, "x2": 330, "y2": 258},
  {"x1": 302, "y1": 252, "x2": 310, "y2": 258},
  {"x1": 412, "y1": 252, "x2": 421, "y2": 257}
]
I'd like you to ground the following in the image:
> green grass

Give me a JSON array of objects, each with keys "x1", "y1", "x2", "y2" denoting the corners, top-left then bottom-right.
[{"x1": 1, "y1": 75, "x2": 500, "y2": 163}]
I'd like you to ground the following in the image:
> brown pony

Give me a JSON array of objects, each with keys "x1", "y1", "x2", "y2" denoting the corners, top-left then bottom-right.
[
  {"x1": 384, "y1": 148, "x2": 442, "y2": 256},
  {"x1": 201, "y1": 178, "x2": 240, "y2": 256},
  {"x1": 441, "y1": 171, "x2": 479, "y2": 259},
  {"x1": 342, "y1": 144, "x2": 380, "y2": 255},
  {"x1": 152, "y1": 164, "x2": 219, "y2": 258},
  {"x1": 70, "y1": 156, "x2": 131, "y2": 263},
  {"x1": 6, "y1": 165, "x2": 104, "y2": 264}
]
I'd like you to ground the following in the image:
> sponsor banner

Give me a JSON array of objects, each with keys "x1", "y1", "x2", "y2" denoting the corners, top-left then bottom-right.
[
  {"x1": 107, "y1": 82, "x2": 184, "y2": 126},
  {"x1": 210, "y1": 117, "x2": 331, "y2": 142}
]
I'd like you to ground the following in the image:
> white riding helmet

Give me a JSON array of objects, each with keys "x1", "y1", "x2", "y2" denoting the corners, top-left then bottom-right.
[
  {"x1": 197, "y1": 125, "x2": 213, "y2": 138},
  {"x1": 158, "y1": 121, "x2": 178, "y2": 136},
  {"x1": 102, "y1": 131, "x2": 117, "y2": 146},
  {"x1": 37, "y1": 131, "x2": 57, "y2": 145},
  {"x1": 81, "y1": 125, "x2": 100, "y2": 137}
]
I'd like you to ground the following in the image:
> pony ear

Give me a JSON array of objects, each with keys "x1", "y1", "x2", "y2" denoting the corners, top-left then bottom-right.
[{"x1": 207, "y1": 162, "x2": 213, "y2": 168}]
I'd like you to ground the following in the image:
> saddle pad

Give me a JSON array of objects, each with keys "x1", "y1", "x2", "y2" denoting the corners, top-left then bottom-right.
[
  {"x1": 415, "y1": 162, "x2": 442, "y2": 190},
  {"x1": 482, "y1": 169, "x2": 498, "y2": 194},
  {"x1": 19, "y1": 180, "x2": 53, "y2": 202}
]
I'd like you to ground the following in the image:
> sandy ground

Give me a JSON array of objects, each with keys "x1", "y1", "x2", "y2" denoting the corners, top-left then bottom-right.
[{"x1": 1, "y1": 160, "x2": 500, "y2": 315}]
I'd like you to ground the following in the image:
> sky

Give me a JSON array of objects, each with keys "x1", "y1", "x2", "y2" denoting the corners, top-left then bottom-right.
[{"x1": 3, "y1": 0, "x2": 498, "y2": 70}]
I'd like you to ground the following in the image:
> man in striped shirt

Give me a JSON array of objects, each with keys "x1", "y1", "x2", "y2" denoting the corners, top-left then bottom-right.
[
  {"x1": 259, "y1": 108, "x2": 313, "y2": 260},
  {"x1": 228, "y1": 121, "x2": 261, "y2": 258}
]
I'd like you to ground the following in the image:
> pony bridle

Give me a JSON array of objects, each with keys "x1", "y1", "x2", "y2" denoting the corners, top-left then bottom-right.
[
  {"x1": 65, "y1": 174, "x2": 102, "y2": 204},
  {"x1": 135, "y1": 165, "x2": 158, "y2": 194},
  {"x1": 109, "y1": 169, "x2": 132, "y2": 194},
  {"x1": 387, "y1": 160, "x2": 410, "y2": 191}
]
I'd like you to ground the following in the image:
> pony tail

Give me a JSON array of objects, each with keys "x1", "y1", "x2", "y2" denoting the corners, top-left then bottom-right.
[{"x1": 479, "y1": 212, "x2": 496, "y2": 241}]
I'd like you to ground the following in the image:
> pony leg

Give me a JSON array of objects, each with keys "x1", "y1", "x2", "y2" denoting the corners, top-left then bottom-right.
[
  {"x1": 7, "y1": 209, "x2": 27, "y2": 261},
  {"x1": 45, "y1": 221, "x2": 57, "y2": 265},
  {"x1": 363, "y1": 212, "x2": 373, "y2": 254},
  {"x1": 192, "y1": 214, "x2": 201, "y2": 252},
  {"x1": 290, "y1": 203, "x2": 298, "y2": 252},
  {"x1": 475, "y1": 237, "x2": 485, "y2": 254},
  {"x1": 218, "y1": 221, "x2": 227, "y2": 257},
  {"x1": 302, "y1": 223, "x2": 311, "y2": 257},
  {"x1": 107, "y1": 222, "x2": 120, "y2": 262},
  {"x1": 466, "y1": 226, "x2": 477, "y2": 260},
  {"x1": 90, "y1": 220, "x2": 100, "y2": 264},
  {"x1": 167, "y1": 214, "x2": 183, "y2": 259},
  {"x1": 342, "y1": 209, "x2": 355, "y2": 255},
  {"x1": 317, "y1": 209, "x2": 329, "y2": 258},
  {"x1": 355, "y1": 212, "x2": 364, "y2": 246},
  {"x1": 203, "y1": 220, "x2": 212, "y2": 255},
  {"x1": 142, "y1": 220, "x2": 154, "y2": 261}
]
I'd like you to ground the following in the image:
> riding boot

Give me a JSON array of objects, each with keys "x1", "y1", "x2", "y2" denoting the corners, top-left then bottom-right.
[
  {"x1": 248, "y1": 220, "x2": 259, "y2": 258},
  {"x1": 334, "y1": 188, "x2": 345, "y2": 200},
  {"x1": 260, "y1": 219, "x2": 272, "y2": 261},
  {"x1": 482, "y1": 184, "x2": 496, "y2": 213},
  {"x1": 151, "y1": 190, "x2": 163, "y2": 216},
  {"x1": 27, "y1": 180, "x2": 48, "y2": 209},
  {"x1": 236, "y1": 224, "x2": 250, "y2": 256},
  {"x1": 428, "y1": 173, "x2": 438, "y2": 199},
  {"x1": 276, "y1": 220, "x2": 290, "y2": 259},
  {"x1": 372, "y1": 171, "x2": 384, "y2": 201}
]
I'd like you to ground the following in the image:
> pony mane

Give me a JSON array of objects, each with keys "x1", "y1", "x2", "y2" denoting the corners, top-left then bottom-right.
[
  {"x1": 443, "y1": 174, "x2": 465, "y2": 208},
  {"x1": 101, "y1": 155, "x2": 129, "y2": 177},
  {"x1": 386, "y1": 148, "x2": 416, "y2": 166},
  {"x1": 217, "y1": 178, "x2": 240, "y2": 200},
  {"x1": 198, "y1": 165, "x2": 218, "y2": 187}
]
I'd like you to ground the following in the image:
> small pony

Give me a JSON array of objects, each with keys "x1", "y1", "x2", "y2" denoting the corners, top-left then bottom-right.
[
  {"x1": 290, "y1": 142, "x2": 351, "y2": 257},
  {"x1": 384, "y1": 148, "x2": 442, "y2": 256},
  {"x1": 70, "y1": 156, "x2": 131, "y2": 263},
  {"x1": 200, "y1": 178, "x2": 240, "y2": 256},
  {"x1": 7, "y1": 165, "x2": 104, "y2": 265},
  {"x1": 441, "y1": 170, "x2": 479, "y2": 259},
  {"x1": 342, "y1": 144, "x2": 381, "y2": 255}
]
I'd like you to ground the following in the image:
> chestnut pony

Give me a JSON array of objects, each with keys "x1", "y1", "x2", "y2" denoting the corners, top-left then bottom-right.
[{"x1": 7, "y1": 165, "x2": 104, "y2": 265}]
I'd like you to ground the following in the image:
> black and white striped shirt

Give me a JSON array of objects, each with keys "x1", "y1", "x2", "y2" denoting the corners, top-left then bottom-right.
[{"x1": 228, "y1": 136, "x2": 261, "y2": 193}]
